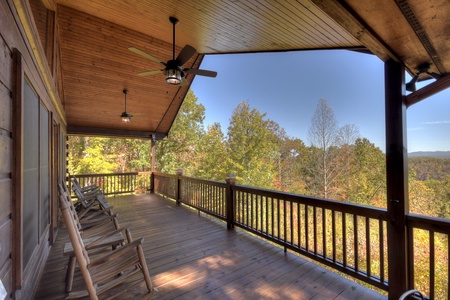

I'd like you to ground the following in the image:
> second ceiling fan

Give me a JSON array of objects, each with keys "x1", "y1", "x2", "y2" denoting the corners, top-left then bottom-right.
[{"x1": 129, "y1": 17, "x2": 217, "y2": 85}]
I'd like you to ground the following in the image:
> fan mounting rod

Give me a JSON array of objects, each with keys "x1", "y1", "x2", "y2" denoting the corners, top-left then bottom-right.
[
  {"x1": 123, "y1": 89, "x2": 128, "y2": 110},
  {"x1": 169, "y1": 17, "x2": 179, "y2": 60}
]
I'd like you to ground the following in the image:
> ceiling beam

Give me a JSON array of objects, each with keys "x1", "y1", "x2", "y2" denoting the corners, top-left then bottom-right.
[
  {"x1": 310, "y1": 0, "x2": 401, "y2": 63},
  {"x1": 67, "y1": 125, "x2": 167, "y2": 140},
  {"x1": 394, "y1": 0, "x2": 444, "y2": 73},
  {"x1": 406, "y1": 74, "x2": 450, "y2": 107}
]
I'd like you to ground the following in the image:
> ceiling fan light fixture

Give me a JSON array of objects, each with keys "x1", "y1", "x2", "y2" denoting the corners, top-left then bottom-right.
[
  {"x1": 121, "y1": 111, "x2": 131, "y2": 123},
  {"x1": 166, "y1": 68, "x2": 182, "y2": 85},
  {"x1": 121, "y1": 89, "x2": 131, "y2": 122}
]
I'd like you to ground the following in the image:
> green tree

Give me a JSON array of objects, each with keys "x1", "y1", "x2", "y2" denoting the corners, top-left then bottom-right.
[
  {"x1": 155, "y1": 89, "x2": 205, "y2": 176},
  {"x1": 227, "y1": 101, "x2": 278, "y2": 188},
  {"x1": 109, "y1": 138, "x2": 151, "y2": 172},
  {"x1": 196, "y1": 122, "x2": 230, "y2": 180},
  {"x1": 272, "y1": 128, "x2": 308, "y2": 194},
  {"x1": 425, "y1": 176, "x2": 450, "y2": 218},
  {"x1": 345, "y1": 138, "x2": 386, "y2": 207},
  {"x1": 306, "y1": 99, "x2": 355, "y2": 199},
  {"x1": 68, "y1": 137, "x2": 119, "y2": 174}
]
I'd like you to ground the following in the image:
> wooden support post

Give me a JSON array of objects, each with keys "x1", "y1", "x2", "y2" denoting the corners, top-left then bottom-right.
[
  {"x1": 226, "y1": 174, "x2": 236, "y2": 229},
  {"x1": 149, "y1": 138, "x2": 155, "y2": 193},
  {"x1": 385, "y1": 58, "x2": 409, "y2": 299},
  {"x1": 149, "y1": 172, "x2": 154, "y2": 194},
  {"x1": 176, "y1": 168, "x2": 182, "y2": 205}
]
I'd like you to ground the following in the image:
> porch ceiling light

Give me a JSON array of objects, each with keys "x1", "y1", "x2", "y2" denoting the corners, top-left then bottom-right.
[
  {"x1": 121, "y1": 89, "x2": 131, "y2": 122},
  {"x1": 406, "y1": 63, "x2": 441, "y2": 92},
  {"x1": 121, "y1": 111, "x2": 131, "y2": 123}
]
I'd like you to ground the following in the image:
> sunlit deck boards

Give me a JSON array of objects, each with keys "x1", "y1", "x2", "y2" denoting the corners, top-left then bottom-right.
[{"x1": 34, "y1": 194, "x2": 387, "y2": 300}]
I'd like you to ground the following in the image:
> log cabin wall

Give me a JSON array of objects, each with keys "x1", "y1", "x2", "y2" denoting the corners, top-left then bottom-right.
[{"x1": 0, "y1": 0, "x2": 66, "y2": 299}]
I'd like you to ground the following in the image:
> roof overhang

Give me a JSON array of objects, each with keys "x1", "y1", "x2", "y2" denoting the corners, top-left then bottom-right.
[{"x1": 26, "y1": 0, "x2": 449, "y2": 138}]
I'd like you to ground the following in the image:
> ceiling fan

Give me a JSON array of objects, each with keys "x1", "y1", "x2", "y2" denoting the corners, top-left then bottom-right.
[{"x1": 129, "y1": 16, "x2": 217, "y2": 85}]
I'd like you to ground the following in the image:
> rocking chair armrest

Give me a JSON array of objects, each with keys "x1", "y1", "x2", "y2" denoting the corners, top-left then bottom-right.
[
  {"x1": 85, "y1": 228, "x2": 131, "y2": 250},
  {"x1": 88, "y1": 238, "x2": 144, "y2": 268},
  {"x1": 80, "y1": 184, "x2": 100, "y2": 192},
  {"x1": 80, "y1": 206, "x2": 115, "y2": 222},
  {"x1": 81, "y1": 213, "x2": 119, "y2": 231},
  {"x1": 81, "y1": 189, "x2": 104, "y2": 198}
]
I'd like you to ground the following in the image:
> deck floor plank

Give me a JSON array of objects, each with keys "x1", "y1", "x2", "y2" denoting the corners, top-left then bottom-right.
[{"x1": 34, "y1": 194, "x2": 387, "y2": 300}]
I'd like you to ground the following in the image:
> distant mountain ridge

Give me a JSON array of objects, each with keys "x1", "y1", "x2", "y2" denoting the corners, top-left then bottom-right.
[{"x1": 408, "y1": 151, "x2": 450, "y2": 158}]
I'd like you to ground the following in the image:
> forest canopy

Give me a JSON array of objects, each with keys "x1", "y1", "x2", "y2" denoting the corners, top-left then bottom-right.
[{"x1": 68, "y1": 89, "x2": 450, "y2": 219}]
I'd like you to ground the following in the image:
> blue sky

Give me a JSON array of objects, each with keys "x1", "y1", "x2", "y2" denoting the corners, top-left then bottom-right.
[{"x1": 190, "y1": 50, "x2": 449, "y2": 153}]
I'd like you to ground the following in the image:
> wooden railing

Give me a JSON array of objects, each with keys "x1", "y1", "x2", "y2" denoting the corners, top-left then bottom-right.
[
  {"x1": 153, "y1": 172, "x2": 450, "y2": 298},
  {"x1": 406, "y1": 214, "x2": 450, "y2": 299},
  {"x1": 69, "y1": 172, "x2": 151, "y2": 196}
]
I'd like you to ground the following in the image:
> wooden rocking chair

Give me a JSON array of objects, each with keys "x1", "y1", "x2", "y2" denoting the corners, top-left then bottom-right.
[
  {"x1": 71, "y1": 175, "x2": 101, "y2": 193},
  {"x1": 59, "y1": 183, "x2": 125, "y2": 292},
  {"x1": 68, "y1": 180, "x2": 112, "y2": 219},
  {"x1": 61, "y1": 183, "x2": 114, "y2": 223},
  {"x1": 59, "y1": 192, "x2": 154, "y2": 299}
]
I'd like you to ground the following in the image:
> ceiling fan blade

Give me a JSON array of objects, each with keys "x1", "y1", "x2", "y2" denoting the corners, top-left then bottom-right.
[
  {"x1": 184, "y1": 68, "x2": 218, "y2": 78},
  {"x1": 181, "y1": 77, "x2": 189, "y2": 86},
  {"x1": 128, "y1": 47, "x2": 166, "y2": 66},
  {"x1": 138, "y1": 70, "x2": 163, "y2": 76},
  {"x1": 176, "y1": 44, "x2": 197, "y2": 65}
]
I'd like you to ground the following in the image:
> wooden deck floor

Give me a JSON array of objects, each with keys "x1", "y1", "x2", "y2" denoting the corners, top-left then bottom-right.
[{"x1": 34, "y1": 193, "x2": 387, "y2": 300}]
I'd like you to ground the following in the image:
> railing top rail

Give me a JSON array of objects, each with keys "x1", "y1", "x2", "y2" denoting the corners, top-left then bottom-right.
[
  {"x1": 407, "y1": 213, "x2": 450, "y2": 233},
  {"x1": 153, "y1": 172, "x2": 178, "y2": 179},
  {"x1": 70, "y1": 172, "x2": 152, "y2": 177},
  {"x1": 178, "y1": 176, "x2": 227, "y2": 188},
  {"x1": 233, "y1": 184, "x2": 388, "y2": 220}
]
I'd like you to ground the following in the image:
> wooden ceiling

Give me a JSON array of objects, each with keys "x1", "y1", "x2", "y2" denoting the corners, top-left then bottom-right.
[{"x1": 31, "y1": 0, "x2": 450, "y2": 138}]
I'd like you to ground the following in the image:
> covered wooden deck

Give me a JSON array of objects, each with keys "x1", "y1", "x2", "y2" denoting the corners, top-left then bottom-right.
[{"x1": 34, "y1": 193, "x2": 387, "y2": 300}]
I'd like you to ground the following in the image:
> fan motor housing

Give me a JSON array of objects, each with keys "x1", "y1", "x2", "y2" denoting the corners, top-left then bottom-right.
[{"x1": 165, "y1": 60, "x2": 185, "y2": 77}]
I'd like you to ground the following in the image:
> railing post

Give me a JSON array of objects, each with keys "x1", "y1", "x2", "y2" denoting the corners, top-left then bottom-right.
[
  {"x1": 176, "y1": 168, "x2": 182, "y2": 205},
  {"x1": 226, "y1": 174, "x2": 236, "y2": 230},
  {"x1": 149, "y1": 172, "x2": 154, "y2": 194}
]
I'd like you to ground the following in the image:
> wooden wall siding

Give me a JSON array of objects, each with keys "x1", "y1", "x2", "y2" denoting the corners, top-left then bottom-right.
[
  {"x1": 29, "y1": 0, "x2": 47, "y2": 60},
  {"x1": 0, "y1": 0, "x2": 65, "y2": 298},
  {"x1": 29, "y1": 0, "x2": 55, "y2": 75},
  {"x1": 0, "y1": 3, "x2": 14, "y2": 295},
  {"x1": 56, "y1": 5, "x2": 200, "y2": 135}
]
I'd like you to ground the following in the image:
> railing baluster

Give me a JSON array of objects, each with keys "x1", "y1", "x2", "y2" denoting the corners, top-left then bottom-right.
[
  {"x1": 313, "y1": 206, "x2": 317, "y2": 254},
  {"x1": 271, "y1": 197, "x2": 274, "y2": 238},
  {"x1": 277, "y1": 198, "x2": 281, "y2": 240},
  {"x1": 266, "y1": 196, "x2": 269, "y2": 236},
  {"x1": 256, "y1": 194, "x2": 259, "y2": 231},
  {"x1": 298, "y1": 203, "x2": 301, "y2": 249},
  {"x1": 283, "y1": 199, "x2": 287, "y2": 243},
  {"x1": 380, "y1": 218, "x2": 385, "y2": 284},
  {"x1": 343, "y1": 213, "x2": 347, "y2": 267},
  {"x1": 354, "y1": 214, "x2": 358, "y2": 272},
  {"x1": 290, "y1": 200, "x2": 293, "y2": 246},
  {"x1": 323, "y1": 208, "x2": 326, "y2": 258},
  {"x1": 430, "y1": 231, "x2": 435, "y2": 299},
  {"x1": 331, "y1": 210, "x2": 336, "y2": 263},
  {"x1": 305, "y1": 205, "x2": 309, "y2": 252},
  {"x1": 366, "y1": 217, "x2": 371, "y2": 277}
]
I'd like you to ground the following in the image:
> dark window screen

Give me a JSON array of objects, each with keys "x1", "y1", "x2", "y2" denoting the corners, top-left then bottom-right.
[
  {"x1": 40, "y1": 103, "x2": 49, "y2": 236},
  {"x1": 23, "y1": 80, "x2": 39, "y2": 267}
]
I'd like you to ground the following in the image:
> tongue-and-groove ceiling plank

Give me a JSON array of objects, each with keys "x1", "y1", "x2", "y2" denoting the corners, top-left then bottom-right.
[{"x1": 57, "y1": 5, "x2": 202, "y2": 135}]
